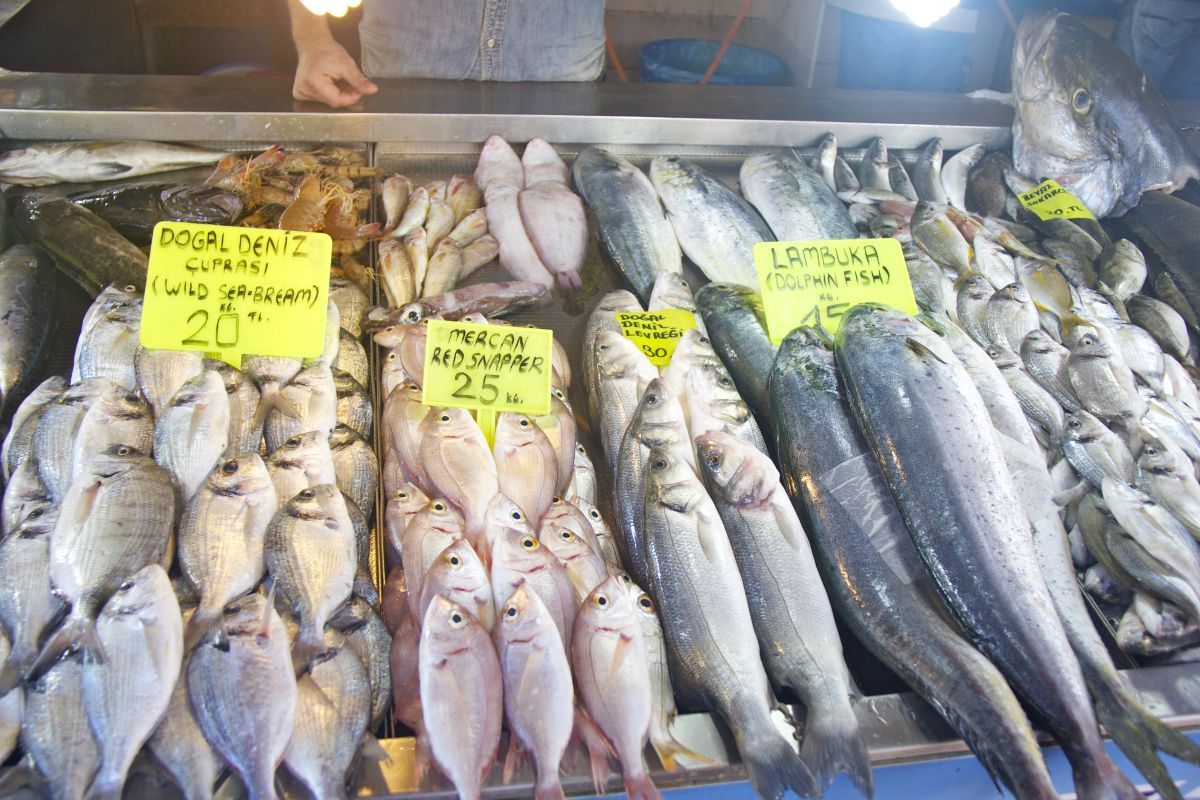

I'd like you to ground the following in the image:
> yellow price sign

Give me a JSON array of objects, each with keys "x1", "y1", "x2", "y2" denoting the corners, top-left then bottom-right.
[
  {"x1": 615, "y1": 309, "x2": 697, "y2": 366},
  {"x1": 754, "y1": 238, "x2": 918, "y2": 342},
  {"x1": 1017, "y1": 179, "x2": 1096, "y2": 221},
  {"x1": 140, "y1": 222, "x2": 331, "y2": 368},
  {"x1": 423, "y1": 320, "x2": 553, "y2": 417}
]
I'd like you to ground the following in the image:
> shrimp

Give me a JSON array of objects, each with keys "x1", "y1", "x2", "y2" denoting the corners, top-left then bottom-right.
[
  {"x1": 323, "y1": 182, "x2": 379, "y2": 239},
  {"x1": 277, "y1": 173, "x2": 328, "y2": 232}
]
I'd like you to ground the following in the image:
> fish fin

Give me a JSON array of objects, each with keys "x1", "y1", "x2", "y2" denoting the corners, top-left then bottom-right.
[
  {"x1": 1094, "y1": 680, "x2": 1200, "y2": 800},
  {"x1": 623, "y1": 773, "x2": 664, "y2": 800},
  {"x1": 92, "y1": 161, "x2": 134, "y2": 176},
  {"x1": 292, "y1": 621, "x2": 326, "y2": 673},
  {"x1": 0, "y1": 754, "x2": 42, "y2": 795},
  {"x1": 1070, "y1": 745, "x2": 1145, "y2": 800},
  {"x1": 603, "y1": 632, "x2": 635, "y2": 693},
  {"x1": 573, "y1": 707, "x2": 613, "y2": 794},
  {"x1": 358, "y1": 733, "x2": 392, "y2": 765},
  {"x1": 797, "y1": 706, "x2": 874, "y2": 798},
  {"x1": 28, "y1": 605, "x2": 103, "y2": 681},
  {"x1": 260, "y1": 579, "x2": 277, "y2": 637},
  {"x1": 83, "y1": 772, "x2": 124, "y2": 800},
  {"x1": 502, "y1": 734, "x2": 523, "y2": 783},
  {"x1": 967, "y1": 89, "x2": 1014, "y2": 106},
  {"x1": 904, "y1": 337, "x2": 948, "y2": 364},
  {"x1": 649, "y1": 732, "x2": 715, "y2": 773},
  {"x1": 353, "y1": 566, "x2": 380, "y2": 606},
  {"x1": 0, "y1": 643, "x2": 31, "y2": 697},
  {"x1": 183, "y1": 606, "x2": 217, "y2": 654},
  {"x1": 534, "y1": 781, "x2": 567, "y2": 800},
  {"x1": 741, "y1": 732, "x2": 819, "y2": 800},
  {"x1": 251, "y1": 384, "x2": 300, "y2": 431}
]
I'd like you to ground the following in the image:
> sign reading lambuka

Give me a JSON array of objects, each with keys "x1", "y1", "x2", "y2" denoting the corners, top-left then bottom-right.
[{"x1": 889, "y1": 0, "x2": 960, "y2": 27}]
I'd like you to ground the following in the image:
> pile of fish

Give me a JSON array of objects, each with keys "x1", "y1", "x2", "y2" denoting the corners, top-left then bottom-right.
[
  {"x1": 375, "y1": 314, "x2": 697, "y2": 799},
  {"x1": 474, "y1": 135, "x2": 588, "y2": 292},
  {"x1": 585, "y1": 274, "x2": 872, "y2": 799},
  {"x1": 375, "y1": 172, "x2": 499, "y2": 307},
  {"x1": 0, "y1": 274, "x2": 389, "y2": 799}
]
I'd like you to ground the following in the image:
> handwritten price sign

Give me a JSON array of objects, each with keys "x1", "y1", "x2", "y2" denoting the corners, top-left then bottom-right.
[
  {"x1": 754, "y1": 238, "x2": 918, "y2": 342},
  {"x1": 615, "y1": 309, "x2": 697, "y2": 366},
  {"x1": 1017, "y1": 179, "x2": 1096, "y2": 221},
  {"x1": 422, "y1": 320, "x2": 553, "y2": 417},
  {"x1": 140, "y1": 222, "x2": 331, "y2": 367}
]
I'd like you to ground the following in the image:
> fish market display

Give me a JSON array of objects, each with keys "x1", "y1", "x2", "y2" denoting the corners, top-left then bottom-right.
[{"x1": 1010, "y1": 11, "x2": 1199, "y2": 217}]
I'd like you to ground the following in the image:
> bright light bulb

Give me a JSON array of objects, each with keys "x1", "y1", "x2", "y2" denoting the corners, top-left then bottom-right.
[
  {"x1": 299, "y1": 0, "x2": 359, "y2": 16},
  {"x1": 889, "y1": 0, "x2": 959, "y2": 27}
]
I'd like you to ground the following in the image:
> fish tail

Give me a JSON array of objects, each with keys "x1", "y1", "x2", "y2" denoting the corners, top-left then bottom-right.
[
  {"x1": 183, "y1": 604, "x2": 219, "y2": 653},
  {"x1": 533, "y1": 777, "x2": 566, "y2": 800},
  {"x1": 740, "y1": 729, "x2": 819, "y2": 800},
  {"x1": 649, "y1": 731, "x2": 715, "y2": 772},
  {"x1": 798, "y1": 706, "x2": 874, "y2": 798},
  {"x1": 83, "y1": 771, "x2": 125, "y2": 800},
  {"x1": 622, "y1": 772, "x2": 664, "y2": 800},
  {"x1": 1094, "y1": 681, "x2": 1199, "y2": 800},
  {"x1": 292, "y1": 620, "x2": 326, "y2": 670},
  {"x1": 251, "y1": 383, "x2": 300, "y2": 431},
  {"x1": 0, "y1": 753, "x2": 41, "y2": 795},
  {"x1": 28, "y1": 605, "x2": 103, "y2": 680},
  {"x1": 0, "y1": 642, "x2": 31, "y2": 697},
  {"x1": 1067, "y1": 742, "x2": 1144, "y2": 800}
]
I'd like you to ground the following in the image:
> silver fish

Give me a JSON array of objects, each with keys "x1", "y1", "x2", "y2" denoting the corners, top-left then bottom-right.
[
  {"x1": 0, "y1": 140, "x2": 227, "y2": 186},
  {"x1": 145, "y1": 639, "x2": 221, "y2": 800},
  {"x1": 329, "y1": 596, "x2": 393, "y2": 732},
  {"x1": 135, "y1": 347, "x2": 204, "y2": 421},
  {"x1": 208, "y1": 360, "x2": 262, "y2": 457},
  {"x1": 583, "y1": 290, "x2": 642, "y2": 426},
  {"x1": 266, "y1": 484, "x2": 356, "y2": 663},
  {"x1": 912, "y1": 201, "x2": 971, "y2": 275},
  {"x1": 988, "y1": 345, "x2": 1066, "y2": 443},
  {"x1": 333, "y1": 367, "x2": 372, "y2": 438},
  {"x1": 1020, "y1": 330, "x2": 1081, "y2": 412},
  {"x1": 74, "y1": 300, "x2": 140, "y2": 388},
  {"x1": 1136, "y1": 436, "x2": 1200, "y2": 541},
  {"x1": 267, "y1": 430, "x2": 337, "y2": 510},
  {"x1": 153, "y1": 370, "x2": 231, "y2": 504},
  {"x1": 71, "y1": 383, "x2": 154, "y2": 487},
  {"x1": 857, "y1": 137, "x2": 891, "y2": 191},
  {"x1": 685, "y1": 359, "x2": 767, "y2": 452},
  {"x1": 985, "y1": 283, "x2": 1039, "y2": 352},
  {"x1": 264, "y1": 365, "x2": 336, "y2": 453},
  {"x1": 541, "y1": 525, "x2": 607, "y2": 604},
  {"x1": 643, "y1": 447, "x2": 817, "y2": 800},
  {"x1": 187, "y1": 593, "x2": 297, "y2": 800},
  {"x1": 1127, "y1": 294, "x2": 1190, "y2": 361},
  {"x1": 383, "y1": 483, "x2": 428, "y2": 565},
  {"x1": 568, "y1": 442, "x2": 598, "y2": 507},
  {"x1": 82, "y1": 564, "x2": 182, "y2": 800},
  {"x1": 2, "y1": 375, "x2": 65, "y2": 481},
  {"x1": 912, "y1": 137, "x2": 948, "y2": 203},
  {"x1": 34, "y1": 377, "x2": 117, "y2": 502},
  {"x1": 242, "y1": 354, "x2": 302, "y2": 433},
  {"x1": 178, "y1": 454, "x2": 277, "y2": 651},
  {"x1": 595, "y1": 329, "x2": 660, "y2": 473},
  {"x1": 21, "y1": 652, "x2": 98, "y2": 800},
  {"x1": 2, "y1": 458, "x2": 51, "y2": 539},
  {"x1": 740, "y1": 152, "x2": 856, "y2": 242},
  {"x1": 0, "y1": 504, "x2": 62, "y2": 696},
  {"x1": 954, "y1": 273, "x2": 995, "y2": 349},
  {"x1": 1063, "y1": 411, "x2": 1135, "y2": 487},
  {"x1": 0, "y1": 245, "x2": 55, "y2": 423},
  {"x1": 1067, "y1": 333, "x2": 1145, "y2": 424},
  {"x1": 330, "y1": 424, "x2": 378, "y2": 514},
  {"x1": 334, "y1": 328, "x2": 369, "y2": 387},
  {"x1": 0, "y1": 633, "x2": 20, "y2": 763},
  {"x1": 37, "y1": 444, "x2": 174, "y2": 672}
]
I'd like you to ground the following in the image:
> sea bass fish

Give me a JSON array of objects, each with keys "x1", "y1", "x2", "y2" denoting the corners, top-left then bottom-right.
[{"x1": 0, "y1": 140, "x2": 228, "y2": 186}]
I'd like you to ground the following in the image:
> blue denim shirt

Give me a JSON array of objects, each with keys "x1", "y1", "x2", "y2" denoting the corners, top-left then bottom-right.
[{"x1": 360, "y1": 0, "x2": 606, "y2": 81}]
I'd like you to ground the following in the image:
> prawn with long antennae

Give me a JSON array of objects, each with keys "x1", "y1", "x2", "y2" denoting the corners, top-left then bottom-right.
[{"x1": 277, "y1": 173, "x2": 329, "y2": 232}]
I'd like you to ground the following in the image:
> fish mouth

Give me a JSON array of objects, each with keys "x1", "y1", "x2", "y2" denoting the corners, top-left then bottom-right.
[{"x1": 1014, "y1": 11, "x2": 1064, "y2": 102}]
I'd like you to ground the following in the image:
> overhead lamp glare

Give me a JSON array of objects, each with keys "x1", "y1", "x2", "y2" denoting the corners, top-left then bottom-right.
[
  {"x1": 889, "y1": 0, "x2": 960, "y2": 28},
  {"x1": 299, "y1": 0, "x2": 362, "y2": 17}
]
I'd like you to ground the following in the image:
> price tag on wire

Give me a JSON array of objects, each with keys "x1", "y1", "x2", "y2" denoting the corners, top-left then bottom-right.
[
  {"x1": 754, "y1": 238, "x2": 919, "y2": 342},
  {"x1": 615, "y1": 309, "x2": 697, "y2": 366},
  {"x1": 422, "y1": 319, "x2": 554, "y2": 445},
  {"x1": 1017, "y1": 179, "x2": 1096, "y2": 221},
  {"x1": 140, "y1": 222, "x2": 332, "y2": 368}
]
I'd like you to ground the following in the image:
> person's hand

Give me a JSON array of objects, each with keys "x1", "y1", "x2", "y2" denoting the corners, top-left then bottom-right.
[{"x1": 293, "y1": 41, "x2": 378, "y2": 108}]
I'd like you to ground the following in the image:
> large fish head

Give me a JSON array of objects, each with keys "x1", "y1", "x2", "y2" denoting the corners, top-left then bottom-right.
[
  {"x1": 207, "y1": 452, "x2": 272, "y2": 497},
  {"x1": 418, "y1": 498, "x2": 466, "y2": 537},
  {"x1": 161, "y1": 184, "x2": 244, "y2": 224},
  {"x1": 954, "y1": 273, "x2": 995, "y2": 302},
  {"x1": 494, "y1": 413, "x2": 545, "y2": 450},
  {"x1": 101, "y1": 563, "x2": 173, "y2": 620},
  {"x1": 284, "y1": 483, "x2": 345, "y2": 524},
  {"x1": 485, "y1": 493, "x2": 534, "y2": 538},
  {"x1": 648, "y1": 272, "x2": 697, "y2": 312},
  {"x1": 984, "y1": 344, "x2": 1021, "y2": 370},
  {"x1": 270, "y1": 429, "x2": 332, "y2": 469},
  {"x1": 775, "y1": 327, "x2": 838, "y2": 394},
  {"x1": 329, "y1": 423, "x2": 366, "y2": 452},
  {"x1": 425, "y1": 406, "x2": 481, "y2": 443},
  {"x1": 1069, "y1": 332, "x2": 1113, "y2": 360},
  {"x1": 629, "y1": 379, "x2": 686, "y2": 441},
  {"x1": 594, "y1": 289, "x2": 643, "y2": 315},
  {"x1": 1136, "y1": 434, "x2": 1187, "y2": 475},
  {"x1": 495, "y1": 583, "x2": 556, "y2": 647},
  {"x1": 96, "y1": 384, "x2": 152, "y2": 423},
  {"x1": 1011, "y1": 11, "x2": 1199, "y2": 217},
  {"x1": 695, "y1": 430, "x2": 779, "y2": 507},
  {"x1": 492, "y1": 525, "x2": 550, "y2": 583},
  {"x1": 84, "y1": 443, "x2": 151, "y2": 478},
  {"x1": 216, "y1": 592, "x2": 275, "y2": 639},
  {"x1": 577, "y1": 575, "x2": 639, "y2": 635},
  {"x1": 595, "y1": 332, "x2": 656, "y2": 385},
  {"x1": 428, "y1": 538, "x2": 489, "y2": 590},
  {"x1": 421, "y1": 595, "x2": 486, "y2": 651},
  {"x1": 539, "y1": 524, "x2": 592, "y2": 564},
  {"x1": 672, "y1": 328, "x2": 719, "y2": 366},
  {"x1": 644, "y1": 446, "x2": 704, "y2": 513},
  {"x1": 171, "y1": 369, "x2": 227, "y2": 410},
  {"x1": 648, "y1": 156, "x2": 697, "y2": 190},
  {"x1": 387, "y1": 484, "x2": 430, "y2": 518},
  {"x1": 1064, "y1": 410, "x2": 1107, "y2": 443},
  {"x1": 11, "y1": 503, "x2": 58, "y2": 538}
]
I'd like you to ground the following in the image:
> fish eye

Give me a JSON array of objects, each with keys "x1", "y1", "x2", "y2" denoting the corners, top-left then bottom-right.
[
  {"x1": 222, "y1": 460, "x2": 239, "y2": 475},
  {"x1": 116, "y1": 446, "x2": 132, "y2": 456},
  {"x1": 1071, "y1": 88, "x2": 1093, "y2": 115},
  {"x1": 598, "y1": 344, "x2": 609, "y2": 352},
  {"x1": 299, "y1": 488, "x2": 316, "y2": 499},
  {"x1": 118, "y1": 580, "x2": 135, "y2": 592},
  {"x1": 387, "y1": 352, "x2": 397, "y2": 361},
  {"x1": 27, "y1": 508, "x2": 43, "y2": 519},
  {"x1": 448, "y1": 553, "x2": 461, "y2": 566},
  {"x1": 638, "y1": 594, "x2": 654, "y2": 611},
  {"x1": 718, "y1": 376, "x2": 732, "y2": 387},
  {"x1": 698, "y1": 336, "x2": 709, "y2": 344},
  {"x1": 510, "y1": 510, "x2": 523, "y2": 521},
  {"x1": 124, "y1": 284, "x2": 136, "y2": 292},
  {"x1": 432, "y1": 502, "x2": 446, "y2": 512},
  {"x1": 407, "y1": 383, "x2": 419, "y2": 390},
  {"x1": 559, "y1": 529, "x2": 573, "y2": 541},
  {"x1": 450, "y1": 611, "x2": 464, "y2": 625},
  {"x1": 588, "y1": 509, "x2": 600, "y2": 520},
  {"x1": 646, "y1": 393, "x2": 659, "y2": 405},
  {"x1": 519, "y1": 418, "x2": 530, "y2": 428},
  {"x1": 652, "y1": 458, "x2": 666, "y2": 470},
  {"x1": 577, "y1": 444, "x2": 586, "y2": 454},
  {"x1": 707, "y1": 454, "x2": 720, "y2": 468},
  {"x1": 505, "y1": 605, "x2": 518, "y2": 618},
  {"x1": 125, "y1": 393, "x2": 141, "y2": 404},
  {"x1": 1068, "y1": 418, "x2": 1081, "y2": 429},
  {"x1": 285, "y1": 436, "x2": 301, "y2": 448},
  {"x1": 521, "y1": 536, "x2": 538, "y2": 550},
  {"x1": 552, "y1": 497, "x2": 562, "y2": 505},
  {"x1": 223, "y1": 603, "x2": 240, "y2": 616},
  {"x1": 439, "y1": 414, "x2": 450, "y2": 423},
  {"x1": 396, "y1": 490, "x2": 409, "y2": 500},
  {"x1": 553, "y1": 389, "x2": 565, "y2": 400},
  {"x1": 595, "y1": 593, "x2": 609, "y2": 607}
]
